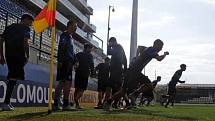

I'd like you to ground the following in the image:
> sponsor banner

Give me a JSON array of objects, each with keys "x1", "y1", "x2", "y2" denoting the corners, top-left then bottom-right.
[{"x1": 0, "y1": 80, "x2": 98, "y2": 107}]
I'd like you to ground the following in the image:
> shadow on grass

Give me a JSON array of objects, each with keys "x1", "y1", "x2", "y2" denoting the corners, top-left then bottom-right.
[
  {"x1": 102, "y1": 108, "x2": 196, "y2": 121},
  {"x1": 130, "y1": 108, "x2": 197, "y2": 121},
  {"x1": 101, "y1": 108, "x2": 161, "y2": 115},
  {"x1": 9, "y1": 111, "x2": 49, "y2": 121},
  {"x1": 153, "y1": 113, "x2": 196, "y2": 121},
  {"x1": 101, "y1": 109, "x2": 126, "y2": 114}
]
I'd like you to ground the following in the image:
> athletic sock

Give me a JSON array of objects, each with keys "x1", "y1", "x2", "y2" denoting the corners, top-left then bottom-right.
[
  {"x1": 54, "y1": 99, "x2": 58, "y2": 107},
  {"x1": 70, "y1": 101, "x2": 74, "y2": 107},
  {"x1": 125, "y1": 99, "x2": 130, "y2": 106},
  {"x1": 98, "y1": 101, "x2": 102, "y2": 106},
  {"x1": 4, "y1": 80, "x2": 17, "y2": 104},
  {"x1": 107, "y1": 99, "x2": 112, "y2": 104},
  {"x1": 63, "y1": 99, "x2": 69, "y2": 107},
  {"x1": 75, "y1": 99, "x2": 79, "y2": 106},
  {"x1": 165, "y1": 100, "x2": 170, "y2": 107},
  {"x1": 112, "y1": 101, "x2": 118, "y2": 108}
]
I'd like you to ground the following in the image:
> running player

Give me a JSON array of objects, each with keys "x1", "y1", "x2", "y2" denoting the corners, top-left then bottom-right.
[
  {"x1": 95, "y1": 57, "x2": 110, "y2": 109},
  {"x1": 104, "y1": 39, "x2": 169, "y2": 111},
  {"x1": 103, "y1": 37, "x2": 128, "y2": 108},
  {"x1": 74, "y1": 43, "x2": 94, "y2": 109},
  {"x1": 139, "y1": 76, "x2": 161, "y2": 106},
  {"x1": 165, "y1": 64, "x2": 186, "y2": 108}
]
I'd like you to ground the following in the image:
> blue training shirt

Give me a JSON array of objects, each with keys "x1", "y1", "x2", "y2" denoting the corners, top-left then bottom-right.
[
  {"x1": 130, "y1": 47, "x2": 159, "y2": 73},
  {"x1": 57, "y1": 31, "x2": 76, "y2": 63}
]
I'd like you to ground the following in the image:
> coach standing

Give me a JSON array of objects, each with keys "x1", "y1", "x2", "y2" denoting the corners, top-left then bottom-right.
[
  {"x1": 53, "y1": 19, "x2": 78, "y2": 111},
  {"x1": 0, "y1": 14, "x2": 34, "y2": 111}
]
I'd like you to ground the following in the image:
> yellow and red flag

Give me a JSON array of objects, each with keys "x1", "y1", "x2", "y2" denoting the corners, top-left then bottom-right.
[{"x1": 33, "y1": 0, "x2": 56, "y2": 33}]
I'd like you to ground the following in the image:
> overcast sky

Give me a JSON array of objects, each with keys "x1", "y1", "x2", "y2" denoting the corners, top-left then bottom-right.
[{"x1": 88, "y1": 0, "x2": 215, "y2": 84}]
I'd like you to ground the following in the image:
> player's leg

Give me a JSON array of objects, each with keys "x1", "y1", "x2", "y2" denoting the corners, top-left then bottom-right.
[
  {"x1": 171, "y1": 91, "x2": 176, "y2": 107},
  {"x1": 74, "y1": 71, "x2": 89, "y2": 109},
  {"x1": 62, "y1": 80, "x2": 73, "y2": 110},
  {"x1": 96, "y1": 79, "x2": 103, "y2": 108},
  {"x1": 53, "y1": 80, "x2": 64, "y2": 111},
  {"x1": 3, "y1": 58, "x2": 25, "y2": 111}
]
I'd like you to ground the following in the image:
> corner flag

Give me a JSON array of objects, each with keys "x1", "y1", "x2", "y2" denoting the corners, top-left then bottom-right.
[{"x1": 33, "y1": 0, "x2": 56, "y2": 33}]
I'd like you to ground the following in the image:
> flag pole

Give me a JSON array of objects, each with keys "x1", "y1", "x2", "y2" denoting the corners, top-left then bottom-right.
[
  {"x1": 48, "y1": 26, "x2": 56, "y2": 113},
  {"x1": 48, "y1": 1, "x2": 56, "y2": 114},
  {"x1": 130, "y1": 0, "x2": 138, "y2": 61}
]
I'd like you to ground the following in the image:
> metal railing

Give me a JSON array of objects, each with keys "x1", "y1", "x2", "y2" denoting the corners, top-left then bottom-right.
[{"x1": 154, "y1": 85, "x2": 215, "y2": 104}]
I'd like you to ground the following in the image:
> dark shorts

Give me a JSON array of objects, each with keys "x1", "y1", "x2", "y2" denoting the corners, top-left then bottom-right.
[
  {"x1": 6, "y1": 57, "x2": 25, "y2": 80},
  {"x1": 142, "y1": 91, "x2": 154, "y2": 98},
  {"x1": 97, "y1": 77, "x2": 108, "y2": 92},
  {"x1": 112, "y1": 81, "x2": 123, "y2": 95},
  {"x1": 107, "y1": 67, "x2": 123, "y2": 89},
  {"x1": 168, "y1": 86, "x2": 176, "y2": 95},
  {"x1": 75, "y1": 70, "x2": 89, "y2": 90},
  {"x1": 123, "y1": 69, "x2": 151, "y2": 91},
  {"x1": 56, "y1": 62, "x2": 73, "y2": 81}
]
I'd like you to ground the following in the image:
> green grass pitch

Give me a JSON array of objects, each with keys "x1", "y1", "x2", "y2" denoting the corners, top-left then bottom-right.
[{"x1": 0, "y1": 105, "x2": 215, "y2": 121}]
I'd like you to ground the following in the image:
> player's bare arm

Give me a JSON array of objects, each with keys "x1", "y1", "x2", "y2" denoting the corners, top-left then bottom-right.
[
  {"x1": 24, "y1": 38, "x2": 30, "y2": 59},
  {"x1": 0, "y1": 35, "x2": 5, "y2": 65},
  {"x1": 155, "y1": 51, "x2": 169, "y2": 61}
]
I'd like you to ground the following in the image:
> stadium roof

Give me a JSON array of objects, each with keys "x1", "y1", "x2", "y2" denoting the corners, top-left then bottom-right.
[{"x1": 177, "y1": 84, "x2": 215, "y2": 89}]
